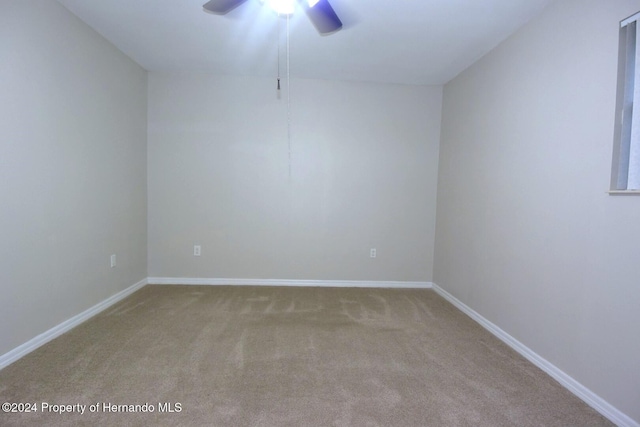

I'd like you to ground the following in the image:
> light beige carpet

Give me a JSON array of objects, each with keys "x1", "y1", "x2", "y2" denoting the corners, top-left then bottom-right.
[{"x1": 0, "y1": 285, "x2": 612, "y2": 426}]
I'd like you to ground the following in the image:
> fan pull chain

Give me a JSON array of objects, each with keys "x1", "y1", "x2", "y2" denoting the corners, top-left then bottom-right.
[
  {"x1": 277, "y1": 15, "x2": 281, "y2": 92},
  {"x1": 286, "y1": 12, "x2": 292, "y2": 181}
]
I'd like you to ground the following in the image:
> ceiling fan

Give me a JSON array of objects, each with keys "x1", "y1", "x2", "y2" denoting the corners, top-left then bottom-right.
[{"x1": 203, "y1": 0, "x2": 343, "y2": 35}]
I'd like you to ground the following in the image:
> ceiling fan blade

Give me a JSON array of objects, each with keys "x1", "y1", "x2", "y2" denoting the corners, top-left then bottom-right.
[
  {"x1": 203, "y1": 0, "x2": 248, "y2": 14},
  {"x1": 304, "y1": 0, "x2": 343, "y2": 35}
]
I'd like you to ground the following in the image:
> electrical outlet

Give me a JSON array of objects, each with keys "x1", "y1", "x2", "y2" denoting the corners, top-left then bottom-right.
[
  {"x1": 370, "y1": 248, "x2": 377, "y2": 258},
  {"x1": 110, "y1": 254, "x2": 116, "y2": 268},
  {"x1": 194, "y1": 245, "x2": 201, "y2": 257}
]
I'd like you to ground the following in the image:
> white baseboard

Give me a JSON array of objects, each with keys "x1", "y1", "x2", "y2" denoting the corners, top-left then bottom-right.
[
  {"x1": 0, "y1": 278, "x2": 148, "y2": 371},
  {"x1": 147, "y1": 277, "x2": 433, "y2": 289},
  {"x1": 432, "y1": 283, "x2": 639, "y2": 427}
]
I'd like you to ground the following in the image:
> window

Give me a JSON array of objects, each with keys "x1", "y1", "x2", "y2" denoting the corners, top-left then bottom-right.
[{"x1": 612, "y1": 11, "x2": 640, "y2": 192}]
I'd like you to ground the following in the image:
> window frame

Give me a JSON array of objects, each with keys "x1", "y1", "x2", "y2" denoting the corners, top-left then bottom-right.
[{"x1": 610, "y1": 11, "x2": 640, "y2": 195}]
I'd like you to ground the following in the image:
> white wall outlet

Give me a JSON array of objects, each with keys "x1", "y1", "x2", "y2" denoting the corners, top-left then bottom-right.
[
  {"x1": 194, "y1": 245, "x2": 201, "y2": 257},
  {"x1": 110, "y1": 254, "x2": 116, "y2": 268},
  {"x1": 370, "y1": 248, "x2": 377, "y2": 258}
]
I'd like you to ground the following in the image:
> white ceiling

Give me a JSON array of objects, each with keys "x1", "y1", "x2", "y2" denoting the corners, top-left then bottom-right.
[{"x1": 56, "y1": 0, "x2": 554, "y2": 85}]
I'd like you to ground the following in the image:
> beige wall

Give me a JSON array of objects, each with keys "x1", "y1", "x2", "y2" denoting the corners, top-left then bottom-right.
[
  {"x1": 0, "y1": 1, "x2": 148, "y2": 356},
  {"x1": 435, "y1": 0, "x2": 640, "y2": 422},
  {"x1": 148, "y1": 74, "x2": 441, "y2": 281}
]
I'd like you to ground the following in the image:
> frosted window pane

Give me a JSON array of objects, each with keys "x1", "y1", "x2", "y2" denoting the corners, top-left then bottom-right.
[{"x1": 630, "y1": 26, "x2": 640, "y2": 189}]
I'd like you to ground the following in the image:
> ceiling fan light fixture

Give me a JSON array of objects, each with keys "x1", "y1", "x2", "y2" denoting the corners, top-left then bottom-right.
[
  {"x1": 205, "y1": 0, "x2": 342, "y2": 34},
  {"x1": 265, "y1": 0, "x2": 296, "y2": 15}
]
